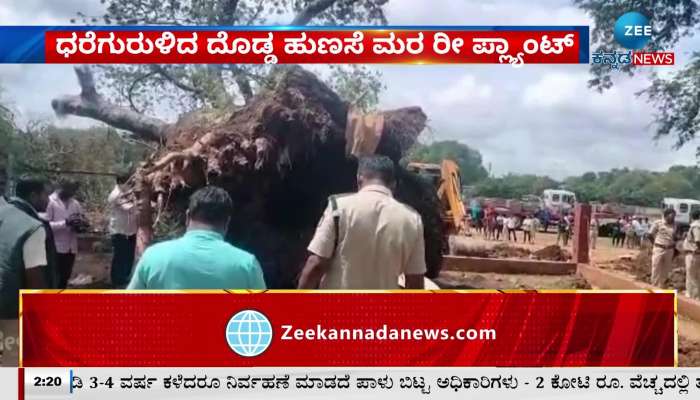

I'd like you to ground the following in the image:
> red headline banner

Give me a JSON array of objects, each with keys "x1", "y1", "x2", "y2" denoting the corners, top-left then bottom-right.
[
  {"x1": 44, "y1": 29, "x2": 583, "y2": 65},
  {"x1": 21, "y1": 291, "x2": 674, "y2": 367}
]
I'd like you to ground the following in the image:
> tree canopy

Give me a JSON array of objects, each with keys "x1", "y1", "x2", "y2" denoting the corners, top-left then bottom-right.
[
  {"x1": 405, "y1": 140, "x2": 700, "y2": 206},
  {"x1": 475, "y1": 167, "x2": 700, "y2": 207},
  {"x1": 575, "y1": 0, "x2": 700, "y2": 152},
  {"x1": 73, "y1": 0, "x2": 389, "y2": 115},
  {"x1": 0, "y1": 96, "x2": 13, "y2": 156},
  {"x1": 4, "y1": 122, "x2": 149, "y2": 211},
  {"x1": 476, "y1": 174, "x2": 559, "y2": 199},
  {"x1": 405, "y1": 140, "x2": 489, "y2": 184}
]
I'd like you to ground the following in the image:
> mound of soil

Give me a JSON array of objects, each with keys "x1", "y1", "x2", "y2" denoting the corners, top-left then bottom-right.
[
  {"x1": 532, "y1": 245, "x2": 572, "y2": 261},
  {"x1": 679, "y1": 337, "x2": 700, "y2": 367},
  {"x1": 434, "y1": 271, "x2": 590, "y2": 290},
  {"x1": 450, "y1": 239, "x2": 571, "y2": 262},
  {"x1": 615, "y1": 247, "x2": 686, "y2": 290}
]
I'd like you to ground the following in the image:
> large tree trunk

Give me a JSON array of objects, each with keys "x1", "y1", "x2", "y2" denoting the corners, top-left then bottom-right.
[
  {"x1": 52, "y1": 65, "x2": 443, "y2": 288},
  {"x1": 51, "y1": 66, "x2": 170, "y2": 142}
]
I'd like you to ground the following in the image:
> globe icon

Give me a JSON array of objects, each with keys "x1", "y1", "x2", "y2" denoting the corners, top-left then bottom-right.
[{"x1": 226, "y1": 310, "x2": 273, "y2": 357}]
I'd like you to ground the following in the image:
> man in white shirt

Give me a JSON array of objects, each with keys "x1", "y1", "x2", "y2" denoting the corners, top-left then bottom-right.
[
  {"x1": 631, "y1": 217, "x2": 642, "y2": 248},
  {"x1": 521, "y1": 216, "x2": 532, "y2": 243},
  {"x1": 45, "y1": 180, "x2": 84, "y2": 288},
  {"x1": 108, "y1": 174, "x2": 138, "y2": 288},
  {"x1": 506, "y1": 215, "x2": 518, "y2": 242},
  {"x1": 635, "y1": 217, "x2": 649, "y2": 248}
]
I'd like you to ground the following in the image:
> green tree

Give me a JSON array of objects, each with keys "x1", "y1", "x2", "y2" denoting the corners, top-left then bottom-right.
[
  {"x1": 476, "y1": 174, "x2": 560, "y2": 199},
  {"x1": 73, "y1": 0, "x2": 389, "y2": 114},
  {"x1": 0, "y1": 98, "x2": 13, "y2": 154},
  {"x1": 472, "y1": 165, "x2": 700, "y2": 206},
  {"x1": 575, "y1": 0, "x2": 700, "y2": 151},
  {"x1": 406, "y1": 140, "x2": 489, "y2": 184},
  {"x1": 12, "y1": 124, "x2": 150, "y2": 212},
  {"x1": 0, "y1": 88, "x2": 16, "y2": 195}
]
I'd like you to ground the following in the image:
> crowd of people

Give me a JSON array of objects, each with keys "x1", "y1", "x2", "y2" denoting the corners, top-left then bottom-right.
[
  {"x1": 609, "y1": 216, "x2": 652, "y2": 249},
  {"x1": 467, "y1": 205, "x2": 569, "y2": 246},
  {"x1": 1, "y1": 156, "x2": 428, "y2": 318}
]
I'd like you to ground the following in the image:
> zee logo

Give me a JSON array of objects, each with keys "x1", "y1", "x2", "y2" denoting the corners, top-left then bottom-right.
[
  {"x1": 625, "y1": 25, "x2": 651, "y2": 37},
  {"x1": 614, "y1": 11, "x2": 651, "y2": 49}
]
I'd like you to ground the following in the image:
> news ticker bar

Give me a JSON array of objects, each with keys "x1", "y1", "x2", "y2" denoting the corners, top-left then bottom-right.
[
  {"x1": 20, "y1": 291, "x2": 675, "y2": 367},
  {"x1": 20, "y1": 367, "x2": 700, "y2": 399},
  {"x1": 0, "y1": 25, "x2": 589, "y2": 64}
]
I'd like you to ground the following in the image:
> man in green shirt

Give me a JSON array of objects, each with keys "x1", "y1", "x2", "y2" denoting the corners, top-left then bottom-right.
[{"x1": 127, "y1": 186, "x2": 266, "y2": 290}]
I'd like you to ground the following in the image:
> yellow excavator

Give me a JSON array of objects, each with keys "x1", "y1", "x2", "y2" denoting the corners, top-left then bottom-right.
[{"x1": 406, "y1": 160, "x2": 467, "y2": 235}]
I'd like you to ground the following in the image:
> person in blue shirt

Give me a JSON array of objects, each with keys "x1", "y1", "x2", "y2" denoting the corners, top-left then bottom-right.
[{"x1": 127, "y1": 186, "x2": 266, "y2": 290}]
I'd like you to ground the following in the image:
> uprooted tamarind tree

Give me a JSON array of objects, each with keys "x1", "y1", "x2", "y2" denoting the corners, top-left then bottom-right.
[{"x1": 51, "y1": 65, "x2": 443, "y2": 288}]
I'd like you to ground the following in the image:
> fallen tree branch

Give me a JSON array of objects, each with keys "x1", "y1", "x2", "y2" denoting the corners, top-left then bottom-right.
[{"x1": 51, "y1": 66, "x2": 171, "y2": 142}]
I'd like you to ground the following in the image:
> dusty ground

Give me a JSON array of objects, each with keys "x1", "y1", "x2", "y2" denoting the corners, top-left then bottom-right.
[
  {"x1": 439, "y1": 231, "x2": 626, "y2": 291},
  {"x1": 679, "y1": 336, "x2": 700, "y2": 367},
  {"x1": 70, "y1": 232, "x2": 700, "y2": 366},
  {"x1": 463, "y1": 230, "x2": 630, "y2": 263},
  {"x1": 444, "y1": 231, "x2": 700, "y2": 366},
  {"x1": 434, "y1": 271, "x2": 590, "y2": 290},
  {"x1": 68, "y1": 251, "x2": 112, "y2": 289}
]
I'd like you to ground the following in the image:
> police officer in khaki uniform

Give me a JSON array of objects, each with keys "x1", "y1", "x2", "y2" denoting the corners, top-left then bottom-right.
[
  {"x1": 648, "y1": 208, "x2": 677, "y2": 287},
  {"x1": 684, "y1": 210, "x2": 700, "y2": 299},
  {"x1": 299, "y1": 155, "x2": 426, "y2": 290},
  {"x1": 589, "y1": 217, "x2": 599, "y2": 250}
]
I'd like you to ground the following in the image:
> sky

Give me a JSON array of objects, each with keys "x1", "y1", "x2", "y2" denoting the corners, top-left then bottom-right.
[{"x1": 0, "y1": 0, "x2": 697, "y2": 180}]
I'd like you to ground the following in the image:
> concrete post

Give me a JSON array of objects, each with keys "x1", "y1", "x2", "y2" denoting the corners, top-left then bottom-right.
[{"x1": 573, "y1": 203, "x2": 591, "y2": 264}]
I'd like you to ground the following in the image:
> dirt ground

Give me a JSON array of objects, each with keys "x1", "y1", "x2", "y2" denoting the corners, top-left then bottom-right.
[
  {"x1": 443, "y1": 231, "x2": 700, "y2": 366},
  {"x1": 70, "y1": 232, "x2": 700, "y2": 366},
  {"x1": 680, "y1": 336, "x2": 700, "y2": 366},
  {"x1": 434, "y1": 271, "x2": 590, "y2": 290},
  {"x1": 462, "y1": 230, "x2": 630, "y2": 263},
  {"x1": 68, "y1": 251, "x2": 112, "y2": 289}
]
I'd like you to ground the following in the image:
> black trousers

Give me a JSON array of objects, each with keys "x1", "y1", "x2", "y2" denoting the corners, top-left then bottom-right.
[
  {"x1": 111, "y1": 234, "x2": 136, "y2": 287},
  {"x1": 56, "y1": 252, "x2": 76, "y2": 289}
]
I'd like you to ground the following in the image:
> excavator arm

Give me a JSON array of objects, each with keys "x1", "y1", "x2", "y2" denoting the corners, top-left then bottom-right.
[
  {"x1": 439, "y1": 160, "x2": 466, "y2": 234},
  {"x1": 407, "y1": 159, "x2": 466, "y2": 235}
]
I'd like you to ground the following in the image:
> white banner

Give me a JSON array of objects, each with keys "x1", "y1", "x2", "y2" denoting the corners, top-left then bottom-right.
[{"x1": 21, "y1": 367, "x2": 700, "y2": 400}]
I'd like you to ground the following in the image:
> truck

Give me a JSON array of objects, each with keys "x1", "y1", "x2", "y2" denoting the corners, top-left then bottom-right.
[
  {"x1": 591, "y1": 202, "x2": 662, "y2": 237},
  {"x1": 662, "y1": 197, "x2": 700, "y2": 229},
  {"x1": 537, "y1": 189, "x2": 576, "y2": 229},
  {"x1": 542, "y1": 189, "x2": 576, "y2": 214}
]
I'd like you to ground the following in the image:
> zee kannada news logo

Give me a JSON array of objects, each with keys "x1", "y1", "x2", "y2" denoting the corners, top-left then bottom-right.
[{"x1": 592, "y1": 11, "x2": 674, "y2": 69}]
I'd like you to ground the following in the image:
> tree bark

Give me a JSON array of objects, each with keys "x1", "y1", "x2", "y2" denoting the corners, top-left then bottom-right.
[
  {"x1": 134, "y1": 171, "x2": 153, "y2": 259},
  {"x1": 220, "y1": 0, "x2": 240, "y2": 24},
  {"x1": 290, "y1": 0, "x2": 343, "y2": 25},
  {"x1": 51, "y1": 66, "x2": 170, "y2": 142}
]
